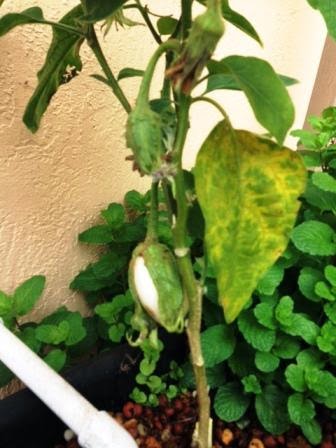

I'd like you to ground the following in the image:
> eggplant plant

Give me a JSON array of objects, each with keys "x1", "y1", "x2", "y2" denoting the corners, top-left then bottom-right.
[{"x1": 0, "y1": 1, "x2": 335, "y2": 447}]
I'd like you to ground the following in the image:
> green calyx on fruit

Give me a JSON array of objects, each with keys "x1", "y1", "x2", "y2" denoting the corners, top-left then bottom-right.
[
  {"x1": 126, "y1": 103, "x2": 166, "y2": 175},
  {"x1": 129, "y1": 241, "x2": 186, "y2": 333},
  {"x1": 166, "y1": 0, "x2": 225, "y2": 94}
]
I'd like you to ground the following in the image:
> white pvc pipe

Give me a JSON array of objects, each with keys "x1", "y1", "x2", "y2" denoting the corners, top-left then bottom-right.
[{"x1": 0, "y1": 319, "x2": 137, "y2": 448}]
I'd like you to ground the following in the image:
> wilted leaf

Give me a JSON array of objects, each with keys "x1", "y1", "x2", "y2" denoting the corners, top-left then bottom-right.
[{"x1": 194, "y1": 121, "x2": 306, "y2": 322}]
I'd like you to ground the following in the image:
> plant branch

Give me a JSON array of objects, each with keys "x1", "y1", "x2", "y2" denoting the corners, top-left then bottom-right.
[
  {"x1": 86, "y1": 25, "x2": 132, "y2": 114},
  {"x1": 162, "y1": 179, "x2": 175, "y2": 225},
  {"x1": 146, "y1": 180, "x2": 159, "y2": 242},
  {"x1": 172, "y1": 94, "x2": 210, "y2": 448},
  {"x1": 135, "y1": 0, "x2": 162, "y2": 45},
  {"x1": 181, "y1": 0, "x2": 193, "y2": 38}
]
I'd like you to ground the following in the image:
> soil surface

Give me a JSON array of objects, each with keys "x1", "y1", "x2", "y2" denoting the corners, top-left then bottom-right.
[{"x1": 55, "y1": 393, "x2": 336, "y2": 447}]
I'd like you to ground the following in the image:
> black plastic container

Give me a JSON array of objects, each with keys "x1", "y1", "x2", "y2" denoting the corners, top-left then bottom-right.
[{"x1": 0, "y1": 332, "x2": 186, "y2": 448}]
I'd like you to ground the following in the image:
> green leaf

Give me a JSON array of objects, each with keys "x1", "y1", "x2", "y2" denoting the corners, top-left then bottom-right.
[
  {"x1": 256, "y1": 263, "x2": 284, "y2": 296},
  {"x1": 194, "y1": 122, "x2": 306, "y2": 322},
  {"x1": 214, "y1": 382, "x2": 250, "y2": 421},
  {"x1": 285, "y1": 364, "x2": 306, "y2": 392},
  {"x1": 0, "y1": 7, "x2": 45, "y2": 36},
  {"x1": 298, "y1": 267, "x2": 324, "y2": 302},
  {"x1": 82, "y1": 0, "x2": 129, "y2": 22},
  {"x1": 273, "y1": 334, "x2": 301, "y2": 359},
  {"x1": 0, "y1": 291, "x2": 12, "y2": 316},
  {"x1": 39, "y1": 308, "x2": 86, "y2": 346},
  {"x1": 305, "y1": 369, "x2": 336, "y2": 398},
  {"x1": 19, "y1": 327, "x2": 41, "y2": 353},
  {"x1": 297, "y1": 348, "x2": 325, "y2": 369},
  {"x1": 0, "y1": 361, "x2": 14, "y2": 388},
  {"x1": 117, "y1": 67, "x2": 145, "y2": 81},
  {"x1": 156, "y1": 17, "x2": 178, "y2": 35},
  {"x1": 315, "y1": 281, "x2": 335, "y2": 301},
  {"x1": 201, "y1": 324, "x2": 236, "y2": 367},
  {"x1": 255, "y1": 385, "x2": 290, "y2": 434},
  {"x1": 228, "y1": 342, "x2": 255, "y2": 377},
  {"x1": 101, "y1": 203, "x2": 125, "y2": 228},
  {"x1": 44, "y1": 349, "x2": 66, "y2": 372},
  {"x1": 275, "y1": 296, "x2": 294, "y2": 327},
  {"x1": 304, "y1": 179, "x2": 336, "y2": 213},
  {"x1": 325, "y1": 302, "x2": 336, "y2": 324},
  {"x1": 238, "y1": 310, "x2": 276, "y2": 352},
  {"x1": 325, "y1": 265, "x2": 336, "y2": 287},
  {"x1": 79, "y1": 225, "x2": 114, "y2": 244},
  {"x1": 283, "y1": 313, "x2": 319, "y2": 345},
  {"x1": 70, "y1": 266, "x2": 107, "y2": 292},
  {"x1": 221, "y1": 0, "x2": 262, "y2": 44},
  {"x1": 306, "y1": 0, "x2": 336, "y2": 40},
  {"x1": 130, "y1": 387, "x2": 147, "y2": 404},
  {"x1": 124, "y1": 190, "x2": 147, "y2": 212},
  {"x1": 241, "y1": 374, "x2": 262, "y2": 394},
  {"x1": 301, "y1": 419, "x2": 322, "y2": 445},
  {"x1": 288, "y1": 393, "x2": 315, "y2": 425},
  {"x1": 291, "y1": 220, "x2": 336, "y2": 256},
  {"x1": 312, "y1": 171, "x2": 336, "y2": 192},
  {"x1": 23, "y1": 6, "x2": 84, "y2": 132},
  {"x1": 108, "y1": 323, "x2": 126, "y2": 342},
  {"x1": 254, "y1": 302, "x2": 277, "y2": 330},
  {"x1": 95, "y1": 293, "x2": 133, "y2": 324},
  {"x1": 206, "y1": 364, "x2": 227, "y2": 389},
  {"x1": 220, "y1": 56, "x2": 295, "y2": 143},
  {"x1": 317, "y1": 321, "x2": 336, "y2": 353},
  {"x1": 36, "y1": 321, "x2": 70, "y2": 345},
  {"x1": 255, "y1": 351, "x2": 280, "y2": 373},
  {"x1": 13, "y1": 275, "x2": 46, "y2": 316}
]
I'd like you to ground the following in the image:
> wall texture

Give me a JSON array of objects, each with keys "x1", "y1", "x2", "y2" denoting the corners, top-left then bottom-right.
[{"x1": 0, "y1": 1, "x2": 327, "y2": 325}]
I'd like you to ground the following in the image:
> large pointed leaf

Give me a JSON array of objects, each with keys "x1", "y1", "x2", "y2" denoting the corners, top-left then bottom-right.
[
  {"x1": 307, "y1": 0, "x2": 336, "y2": 40},
  {"x1": 82, "y1": 0, "x2": 130, "y2": 23},
  {"x1": 194, "y1": 121, "x2": 306, "y2": 323},
  {"x1": 0, "y1": 7, "x2": 45, "y2": 36},
  {"x1": 23, "y1": 6, "x2": 84, "y2": 132},
  {"x1": 220, "y1": 56, "x2": 295, "y2": 144}
]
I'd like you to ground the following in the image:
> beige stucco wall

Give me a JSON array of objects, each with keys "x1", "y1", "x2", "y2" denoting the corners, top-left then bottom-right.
[{"x1": 0, "y1": 1, "x2": 327, "y2": 321}]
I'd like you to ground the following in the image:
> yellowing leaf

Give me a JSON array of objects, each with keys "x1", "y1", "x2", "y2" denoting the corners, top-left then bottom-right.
[{"x1": 194, "y1": 121, "x2": 306, "y2": 323}]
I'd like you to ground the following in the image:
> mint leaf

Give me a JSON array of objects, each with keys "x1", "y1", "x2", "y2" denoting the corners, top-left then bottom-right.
[
  {"x1": 325, "y1": 302, "x2": 336, "y2": 324},
  {"x1": 242, "y1": 374, "x2": 262, "y2": 394},
  {"x1": 201, "y1": 324, "x2": 236, "y2": 367},
  {"x1": 283, "y1": 314, "x2": 319, "y2": 345},
  {"x1": 297, "y1": 348, "x2": 325, "y2": 369},
  {"x1": 301, "y1": 419, "x2": 322, "y2": 445},
  {"x1": 288, "y1": 393, "x2": 315, "y2": 425},
  {"x1": 0, "y1": 361, "x2": 14, "y2": 388},
  {"x1": 19, "y1": 327, "x2": 41, "y2": 353},
  {"x1": 228, "y1": 343, "x2": 255, "y2": 377},
  {"x1": 157, "y1": 16, "x2": 178, "y2": 35},
  {"x1": 0, "y1": 291, "x2": 12, "y2": 316},
  {"x1": 256, "y1": 263, "x2": 284, "y2": 296},
  {"x1": 44, "y1": 349, "x2": 66, "y2": 372},
  {"x1": 79, "y1": 225, "x2": 114, "y2": 244},
  {"x1": 13, "y1": 275, "x2": 46, "y2": 316},
  {"x1": 273, "y1": 334, "x2": 300, "y2": 359},
  {"x1": 315, "y1": 281, "x2": 335, "y2": 301},
  {"x1": 101, "y1": 203, "x2": 125, "y2": 228},
  {"x1": 255, "y1": 385, "x2": 290, "y2": 434},
  {"x1": 291, "y1": 220, "x2": 336, "y2": 256},
  {"x1": 312, "y1": 172, "x2": 336, "y2": 193},
  {"x1": 305, "y1": 369, "x2": 336, "y2": 398},
  {"x1": 214, "y1": 382, "x2": 250, "y2": 422},
  {"x1": 326, "y1": 265, "x2": 336, "y2": 287},
  {"x1": 317, "y1": 321, "x2": 336, "y2": 353},
  {"x1": 238, "y1": 310, "x2": 276, "y2": 352},
  {"x1": 124, "y1": 190, "x2": 147, "y2": 212},
  {"x1": 275, "y1": 296, "x2": 294, "y2": 326},
  {"x1": 285, "y1": 364, "x2": 306, "y2": 392},
  {"x1": 255, "y1": 351, "x2": 280, "y2": 373},
  {"x1": 298, "y1": 267, "x2": 324, "y2": 302},
  {"x1": 36, "y1": 321, "x2": 70, "y2": 345},
  {"x1": 254, "y1": 302, "x2": 277, "y2": 330}
]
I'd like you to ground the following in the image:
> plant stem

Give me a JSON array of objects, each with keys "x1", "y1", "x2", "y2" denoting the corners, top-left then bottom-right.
[
  {"x1": 134, "y1": 0, "x2": 162, "y2": 45},
  {"x1": 192, "y1": 96, "x2": 230, "y2": 123},
  {"x1": 137, "y1": 40, "x2": 180, "y2": 107},
  {"x1": 162, "y1": 179, "x2": 175, "y2": 225},
  {"x1": 181, "y1": 0, "x2": 193, "y2": 38},
  {"x1": 146, "y1": 180, "x2": 159, "y2": 242},
  {"x1": 173, "y1": 94, "x2": 210, "y2": 448},
  {"x1": 86, "y1": 25, "x2": 132, "y2": 114}
]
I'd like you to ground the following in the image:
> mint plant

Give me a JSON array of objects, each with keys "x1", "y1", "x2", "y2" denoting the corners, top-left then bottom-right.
[
  {"x1": 1, "y1": 1, "x2": 335, "y2": 447},
  {"x1": 0, "y1": 276, "x2": 97, "y2": 387}
]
